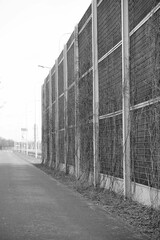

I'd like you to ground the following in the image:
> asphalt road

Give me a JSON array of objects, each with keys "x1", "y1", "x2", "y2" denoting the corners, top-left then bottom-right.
[{"x1": 0, "y1": 151, "x2": 146, "y2": 240}]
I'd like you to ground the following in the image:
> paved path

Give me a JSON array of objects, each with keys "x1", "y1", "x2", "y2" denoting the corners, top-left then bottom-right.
[{"x1": 0, "y1": 151, "x2": 146, "y2": 240}]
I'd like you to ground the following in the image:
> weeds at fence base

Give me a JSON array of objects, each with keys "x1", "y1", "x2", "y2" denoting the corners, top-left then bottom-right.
[{"x1": 35, "y1": 163, "x2": 160, "y2": 240}]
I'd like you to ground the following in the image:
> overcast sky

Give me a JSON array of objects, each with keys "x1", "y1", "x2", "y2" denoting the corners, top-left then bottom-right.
[{"x1": 0, "y1": 0, "x2": 91, "y2": 141}]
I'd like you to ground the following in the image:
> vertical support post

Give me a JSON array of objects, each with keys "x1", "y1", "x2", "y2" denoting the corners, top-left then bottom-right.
[
  {"x1": 34, "y1": 82, "x2": 37, "y2": 159},
  {"x1": 34, "y1": 80, "x2": 37, "y2": 159},
  {"x1": 41, "y1": 85, "x2": 45, "y2": 164},
  {"x1": 121, "y1": 0, "x2": 131, "y2": 198},
  {"x1": 34, "y1": 81, "x2": 37, "y2": 159},
  {"x1": 55, "y1": 60, "x2": 59, "y2": 168},
  {"x1": 63, "y1": 44, "x2": 68, "y2": 173},
  {"x1": 26, "y1": 129, "x2": 28, "y2": 156},
  {"x1": 74, "y1": 24, "x2": 80, "y2": 178},
  {"x1": 43, "y1": 80, "x2": 48, "y2": 164},
  {"x1": 34, "y1": 123, "x2": 37, "y2": 159},
  {"x1": 49, "y1": 70, "x2": 53, "y2": 167},
  {"x1": 92, "y1": 0, "x2": 99, "y2": 187}
]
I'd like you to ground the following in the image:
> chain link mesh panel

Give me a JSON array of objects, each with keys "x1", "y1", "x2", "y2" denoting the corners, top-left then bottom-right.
[
  {"x1": 46, "y1": 79, "x2": 49, "y2": 109},
  {"x1": 51, "y1": 73, "x2": 55, "y2": 103},
  {"x1": 130, "y1": 11, "x2": 160, "y2": 106},
  {"x1": 67, "y1": 31, "x2": 74, "y2": 49},
  {"x1": 99, "y1": 46, "x2": 122, "y2": 116},
  {"x1": 99, "y1": 114, "x2": 123, "y2": 178},
  {"x1": 46, "y1": 109, "x2": 50, "y2": 163},
  {"x1": 131, "y1": 104, "x2": 160, "y2": 188},
  {"x1": 58, "y1": 50, "x2": 63, "y2": 63},
  {"x1": 59, "y1": 130, "x2": 65, "y2": 164},
  {"x1": 52, "y1": 103, "x2": 55, "y2": 133},
  {"x1": 59, "y1": 95, "x2": 64, "y2": 130},
  {"x1": 129, "y1": 0, "x2": 159, "y2": 31},
  {"x1": 51, "y1": 132, "x2": 56, "y2": 165},
  {"x1": 78, "y1": 19, "x2": 92, "y2": 77},
  {"x1": 80, "y1": 122, "x2": 93, "y2": 173},
  {"x1": 78, "y1": 5, "x2": 91, "y2": 32},
  {"x1": 67, "y1": 126, "x2": 75, "y2": 166},
  {"x1": 58, "y1": 61, "x2": 64, "y2": 96},
  {"x1": 67, "y1": 44, "x2": 74, "y2": 87},
  {"x1": 79, "y1": 71, "x2": 93, "y2": 122},
  {"x1": 97, "y1": 0, "x2": 121, "y2": 60},
  {"x1": 68, "y1": 86, "x2": 75, "y2": 127}
]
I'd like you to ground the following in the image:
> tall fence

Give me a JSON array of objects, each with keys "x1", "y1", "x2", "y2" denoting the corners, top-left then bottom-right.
[{"x1": 42, "y1": 0, "x2": 160, "y2": 205}]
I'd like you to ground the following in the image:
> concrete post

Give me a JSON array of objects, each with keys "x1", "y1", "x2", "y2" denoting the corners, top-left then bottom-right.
[
  {"x1": 48, "y1": 70, "x2": 53, "y2": 167},
  {"x1": 43, "y1": 80, "x2": 48, "y2": 164},
  {"x1": 63, "y1": 44, "x2": 68, "y2": 173},
  {"x1": 41, "y1": 85, "x2": 45, "y2": 164},
  {"x1": 74, "y1": 25, "x2": 80, "y2": 178},
  {"x1": 55, "y1": 60, "x2": 59, "y2": 168},
  {"x1": 92, "y1": 0, "x2": 100, "y2": 187},
  {"x1": 121, "y1": 0, "x2": 131, "y2": 198},
  {"x1": 34, "y1": 123, "x2": 37, "y2": 159}
]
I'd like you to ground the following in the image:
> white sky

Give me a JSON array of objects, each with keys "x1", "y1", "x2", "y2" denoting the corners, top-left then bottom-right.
[{"x1": 0, "y1": 0, "x2": 91, "y2": 141}]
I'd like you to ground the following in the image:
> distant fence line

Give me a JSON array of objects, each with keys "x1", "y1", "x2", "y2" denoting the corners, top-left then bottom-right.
[
  {"x1": 14, "y1": 141, "x2": 42, "y2": 158},
  {"x1": 42, "y1": 0, "x2": 160, "y2": 207}
]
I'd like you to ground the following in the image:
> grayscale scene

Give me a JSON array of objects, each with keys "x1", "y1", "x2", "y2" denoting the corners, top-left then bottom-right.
[{"x1": 0, "y1": 0, "x2": 160, "y2": 239}]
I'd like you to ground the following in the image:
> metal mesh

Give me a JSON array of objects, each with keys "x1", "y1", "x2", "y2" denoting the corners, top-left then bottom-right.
[
  {"x1": 129, "y1": 0, "x2": 158, "y2": 31},
  {"x1": 58, "y1": 61, "x2": 64, "y2": 96},
  {"x1": 46, "y1": 109, "x2": 49, "y2": 136},
  {"x1": 58, "y1": 50, "x2": 63, "y2": 63},
  {"x1": 51, "y1": 132, "x2": 56, "y2": 165},
  {"x1": 78, "y1": 71, "x2": 93, "y2": 172},
  {"x1": 51, "y1": 73, "x2": 55, "y2": 103},
  {"x1": 51, "y1": 64, "x2": 55, "y2": 76},
  {"x1": 99, "y1": 114, "x2": 123, "y2": 178},
  {"x1": 59, "y1": 130, "x2": 65, "y2": 164},
  {"x1": 97, "y1": 0, "x2": 121, "y2": 59},
  {"x1": 99, "y1": 46, "x2": 122, "y2": 116},
  {"x1": 46, "y1": 109, "x2": 50, "y2": 162},
  {"x1": 68, "y1": 85, "x2": 75, "y2": 127},
  {"x1": 46, "y1": 133, "x2": 50, "y2": 163},
  {"x1": 131, "y1": 104, "x2": 160, "y2": 188},
  {"x1": 46, "y1": 79, "x2": 50, "y2": 109},
  {"x1": 79, "y1": 71, "x2": 93, "y2": 122},
  {"x1": 78, "y1": 4, "x2": 91, "y2": 32},
  {"x1": 52, "y1": 103, "x2": 55, "y2": 133},
  {"x1": 41, "y1": 0, "x2": 160, "y2": 191},
  {"x1": 67, "y1": 44, "x2": 75, "y2": 87},
  {"x1": 67, "y1": 126, "x2": 75, "y2": 166},
  {"x1": 78, "y1": 19, "x2": 92, "y2": 77},
  {"x1": 80, "y1": 122, "x2": 93, "y2": 172},
  {"x1": 42, "y1": 85, "x2": 45, "y2": 110},
  {"x1": 59, "y1": 95, "x2": 64, "y2": 130},
  {"x1": 67, "y1": 31, "x2": 74, "y2": 49},
  {"x1": 130, "y1": 10, "x2": 160, "y2": 106}
]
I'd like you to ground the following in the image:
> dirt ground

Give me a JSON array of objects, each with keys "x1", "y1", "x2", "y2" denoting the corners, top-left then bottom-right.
[{"x1": 34, "y1": 164, "x2": 160, "y2": 240}]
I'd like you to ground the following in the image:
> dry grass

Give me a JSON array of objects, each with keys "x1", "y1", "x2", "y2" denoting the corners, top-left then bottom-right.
[{"x1": 35, "y1": 163, "x2": 160, "y2": 240}]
